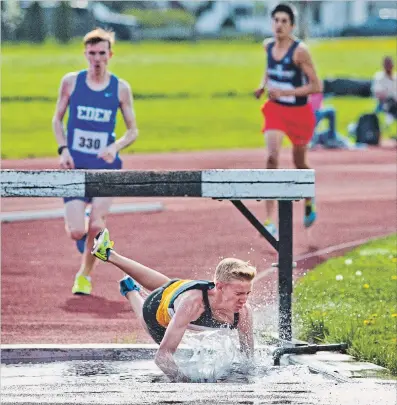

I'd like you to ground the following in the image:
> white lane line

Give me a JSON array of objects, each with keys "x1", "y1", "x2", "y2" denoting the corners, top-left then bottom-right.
[
  {"x1": 1, "y1": 202, "x2": 165, "y2": 223},
  {"x1": 255, "y1": 233, "x2": 394, "y2": 282}
]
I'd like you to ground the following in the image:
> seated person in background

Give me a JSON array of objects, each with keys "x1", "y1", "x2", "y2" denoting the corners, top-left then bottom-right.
[
  {"x1": 372, "y1": 56, "x2": 397, "y2": 122},
  {"x1": 308, "y1": 92, "x2": 337, "y2": 147}
]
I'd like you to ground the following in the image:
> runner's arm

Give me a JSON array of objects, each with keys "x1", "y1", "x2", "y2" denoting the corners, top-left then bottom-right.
[
  {"x1": 52, "y1": 74, "x2": 75, "y2": 168},
  {"x1": 154, "y1": 297, "x2": 202, "y2": 382},
  {"x1": 52, "y1": 74, "x2": 73, "y2": 148},
  {"x1": 279, "y1": 45, "x2": 323, "y2": 97},
  {"x1": 254, "y1": 38, "x2": 272, "y2": 98},
  {"x1": 237, "y1": 304, "x2": 254, "y2": 358},
  {"x1": 372, "y1": 72, "x2": 388, "y2": 101},
  {"x1": 256, "y1": 71, "x2": 268, "y2": 93},
  {"x1": 114, "y1": 79, "x2": 138, "y2": 152}
]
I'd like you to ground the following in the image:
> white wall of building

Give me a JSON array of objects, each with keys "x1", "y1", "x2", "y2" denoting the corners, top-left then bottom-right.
[
  {"x1": 183, "y1": 0, "x2": 395, "y2": 37},
  {"x1": 349, "y1": 0, "x2": 368, "y2": 25}
]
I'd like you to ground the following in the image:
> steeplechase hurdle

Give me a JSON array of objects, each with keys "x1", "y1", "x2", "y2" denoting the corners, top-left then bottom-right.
[{"x1": 1, "y1": 168, "x2": 313, "y2": 342}]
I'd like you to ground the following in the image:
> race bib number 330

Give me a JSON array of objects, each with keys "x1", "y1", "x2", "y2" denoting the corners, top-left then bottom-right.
[{"x1": 72, "y1": 129, "x2": 108, "y2": 154}]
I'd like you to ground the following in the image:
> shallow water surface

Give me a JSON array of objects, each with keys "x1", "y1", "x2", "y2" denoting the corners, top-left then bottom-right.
[{"x1": 2, "y1": 357, "x2": 396, "y2": 404}]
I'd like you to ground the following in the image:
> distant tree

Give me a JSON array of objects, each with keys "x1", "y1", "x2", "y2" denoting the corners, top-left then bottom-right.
[
  {"x1": 54, "y1": 1, "x2": 73, "y2": 44},
  {"x1": 2, "y1": 0, "x2": 24, "y2": 41},
  {"x1": 25, "y1": 1, "x2": 46, "y2": 43}
]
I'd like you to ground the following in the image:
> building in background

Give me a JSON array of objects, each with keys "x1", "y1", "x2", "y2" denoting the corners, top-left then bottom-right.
[
  {"x1": 178, "y1": 0, "x2": 396, "y2": 38},
  {"x1": 2, "y1": 0, "x2": 396, "y2": 42}
]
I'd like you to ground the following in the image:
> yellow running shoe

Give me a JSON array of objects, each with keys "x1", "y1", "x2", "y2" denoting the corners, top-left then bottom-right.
[
  {"x1": 72, "y1": 274, "x2": 92, "y2": 295},
  {"x1": 91, "y1": 228, "x2": 114, "y2": 262}
]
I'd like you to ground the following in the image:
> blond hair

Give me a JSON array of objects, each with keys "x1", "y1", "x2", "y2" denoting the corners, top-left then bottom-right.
[
  {"x1": 83, "y1": 28, "x2": 115, "y2": 49},
  {"x1": 214, "y1": 258, "x2": 256, "y2": 282}
]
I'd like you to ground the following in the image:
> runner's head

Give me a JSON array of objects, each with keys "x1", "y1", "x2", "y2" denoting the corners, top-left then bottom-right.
[
  {"x1": 214, "y1": 258, "x2": 256, "y2": 312},
  {"x1": 83, "y1": 28, "x2": 115, "y2": 72},
  {"x1": 271, "y1": 3, "x2": 296, "y2": 40}
]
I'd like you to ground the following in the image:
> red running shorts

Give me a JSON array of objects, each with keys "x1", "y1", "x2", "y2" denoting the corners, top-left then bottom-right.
[{"x1": 261, "y1": 100, "x2": 316, "y2": 146}]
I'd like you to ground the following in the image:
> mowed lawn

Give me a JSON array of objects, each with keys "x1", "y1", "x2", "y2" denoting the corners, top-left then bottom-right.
[{"x1": 2, "y1": 37, "x2": 396, "y2": 159}]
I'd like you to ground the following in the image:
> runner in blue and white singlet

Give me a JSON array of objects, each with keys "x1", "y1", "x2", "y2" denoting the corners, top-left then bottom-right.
[
  {"x1": 67, "y1": 70, "x2": 122, "y2": 170},
  {"x1": 266, "y1": 39, "x2": 308, "y2": 107},
  {"x1": 53, "y1": 28, "x2": 138, "y2": 296}
]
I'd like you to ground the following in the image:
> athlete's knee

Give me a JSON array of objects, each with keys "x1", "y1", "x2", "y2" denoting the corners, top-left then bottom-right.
[
  {"x1": 69, "y1": 229, "x2": 86, "y2": 241},
  {"x1": 267, "y1": 154, "x2": 279, "y2": 168},
  {"x1": 87, "y1": 220, "x2": 104, "y2": 238}
]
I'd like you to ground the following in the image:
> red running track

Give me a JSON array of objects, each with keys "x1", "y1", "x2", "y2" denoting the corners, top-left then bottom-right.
[{"x1": 1, "y1": 146, "x2": 396, "y2": 343}]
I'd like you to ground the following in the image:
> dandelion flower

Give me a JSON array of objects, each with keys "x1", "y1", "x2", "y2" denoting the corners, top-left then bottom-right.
[
  {"x1": 391, "y1": 275, "x2": 397, "y2": 280},
  {"x1": 392, "y1": 314, "x2": 397, "y2": 318},
  {"x1": 363, "y1": 284, "x2": 370, "y2": 289}
]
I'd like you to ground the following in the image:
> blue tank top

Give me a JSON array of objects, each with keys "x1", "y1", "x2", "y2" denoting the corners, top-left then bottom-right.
[
  {"x1": 66, "y1": 70, "x2": 122, "y2": 169},
  {"x1": 266, "y1": 40, "x2": 308, "y2": 106}
]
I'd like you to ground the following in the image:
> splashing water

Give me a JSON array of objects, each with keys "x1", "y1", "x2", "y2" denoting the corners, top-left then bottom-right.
[{"x1": 175, "y1": 329, "x2": 244, "y2": 382}]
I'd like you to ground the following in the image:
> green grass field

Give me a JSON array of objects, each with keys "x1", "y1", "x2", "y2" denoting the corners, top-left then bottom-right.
[
  {"x1": 2, "y1": 38, "x2": 396, "y2": 159},
  {"x1": 293, "y1": 234, "x2": 397, "y2": 375}
]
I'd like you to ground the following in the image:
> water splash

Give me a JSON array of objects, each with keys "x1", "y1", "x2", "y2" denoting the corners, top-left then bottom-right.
[{"x1": 175, "y1": 329, "x2": 243, "y2": 382}]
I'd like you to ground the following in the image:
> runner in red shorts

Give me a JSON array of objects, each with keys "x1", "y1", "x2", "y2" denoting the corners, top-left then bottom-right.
[{"x1": 254, "y1": 3, "x2": 322, "y2": 235}]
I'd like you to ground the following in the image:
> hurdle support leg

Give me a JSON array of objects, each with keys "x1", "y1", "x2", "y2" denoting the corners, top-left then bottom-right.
[
  {"x1": 230, "y1": 200, "x2": 278, "y2": 251},
  {"x1": 273, "y1": 343, "x2": 348, "y2": 366},
  {"x1": 278, "y1": 200, "x2": 293, "y2": 341},
  {"x1": 230, "y1": 199, "x2": 294, "y2": 341}
]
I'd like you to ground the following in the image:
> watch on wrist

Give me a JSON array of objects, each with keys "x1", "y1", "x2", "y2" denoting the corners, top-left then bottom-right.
[{"x1": 57, "y1": 145, "x2": 68, "y2": 155}]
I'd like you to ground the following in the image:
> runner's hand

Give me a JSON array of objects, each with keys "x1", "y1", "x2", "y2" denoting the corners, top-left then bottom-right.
[
  {"x1": 60, "y1": 149, "x2": 75, "y2": 169},
  {"x1": 97, "y1": 143, "x2": 117, "y2": 164},
  {"x1": 254, "y1": 87, "x2": 265, "y2": 99}
]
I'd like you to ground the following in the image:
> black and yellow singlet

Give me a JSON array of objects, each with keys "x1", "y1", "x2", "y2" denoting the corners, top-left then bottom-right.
[{"x1": 142, "y1": 279, "x2": 239, "y2": 344}]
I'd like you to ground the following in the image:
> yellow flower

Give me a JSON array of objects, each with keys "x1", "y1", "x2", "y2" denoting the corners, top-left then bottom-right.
[
  {"x1": 392, "y1": 313, "x2": 397, "y2": 318},
  {"x1": 363, "y1": 319, "x2": 374, "y2": 325},
  {"x1": 392, "y1": 258, "x2": 397, "y2": 263},
  {"x1": 363, "y1": 284, "x2": 370, "y2": 289},
  {"x1": 391, "y1": 275, "x2": 397, "y2": 280}
]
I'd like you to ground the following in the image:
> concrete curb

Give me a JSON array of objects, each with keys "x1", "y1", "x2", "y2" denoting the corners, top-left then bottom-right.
[
  {"x1": 287, "y1": 351, "x2": 393, "y2": 381},
  {"x1": 263, "y1": 333, "x2": 393, "y2": 381},
  {"x1": 0, "y1": 344, "x2": 272, "y2": 364},
  {"x1": 1, "y1": 344, "x2": 159, "y2": 363}
]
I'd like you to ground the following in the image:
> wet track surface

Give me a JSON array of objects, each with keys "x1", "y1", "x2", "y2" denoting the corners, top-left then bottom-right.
[{"x1": 2, "y1": 359, "x2": 396, "y2": 405}]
